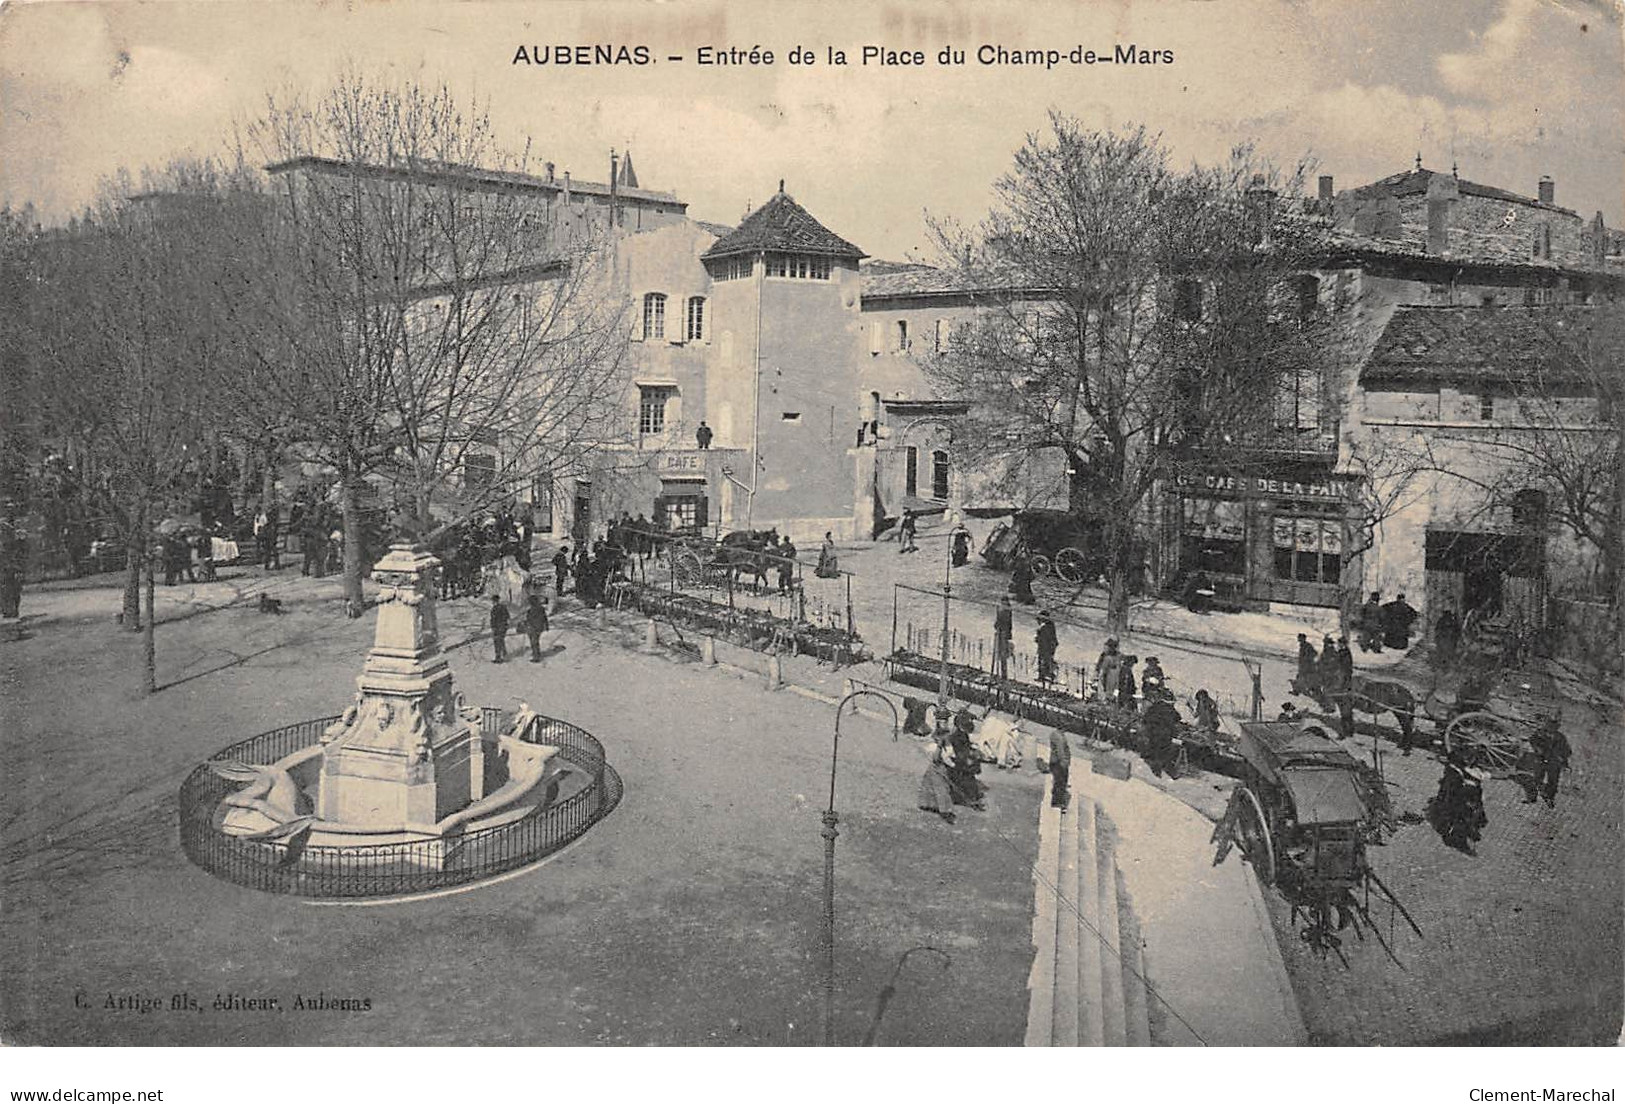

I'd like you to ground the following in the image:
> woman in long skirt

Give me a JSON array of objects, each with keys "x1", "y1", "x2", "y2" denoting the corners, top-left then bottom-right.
[{"x1": 917, "y1": 738, "x2": 956, "y2": 823}]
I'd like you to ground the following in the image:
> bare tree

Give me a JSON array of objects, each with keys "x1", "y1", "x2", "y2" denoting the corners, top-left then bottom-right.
[
  {"x1": 230, "y1": 75, "x2": 628, "y2": 614},
  {"x1": 0, "y1": 204, "x2": 42, "y2": 621},
  {"x1": 28, "y1": 164, "x2": 240, "y2": 691},
  {"x1": 925, "y1": 115, "x2": 1337, "y2": 633}
]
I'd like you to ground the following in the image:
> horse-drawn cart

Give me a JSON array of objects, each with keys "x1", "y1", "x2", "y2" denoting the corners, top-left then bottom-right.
[
  {"x1": 668, "y1": 529, "x2": 781, "y2": 593},
  {"x1": 1212, "y1": 720, "x2": 1421, "y2": 961},
  {"x1": 978, "y1": 509, "x2": 1105, "y2": 584},
  {"x1": 1302, "y1": 661, "x2": 1557, "y2": 779},
  {"x1": 1430, "y1": 666, "x2": 1559, "y2": 777}
]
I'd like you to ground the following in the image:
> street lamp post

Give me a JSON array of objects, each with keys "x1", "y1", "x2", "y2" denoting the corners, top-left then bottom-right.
[
  {"x1": 937, "y1": 536, "x2": 952, "y2": 718},
  {"x1": 822, "y1": 688, "x2": 899, "y2": 1047}
]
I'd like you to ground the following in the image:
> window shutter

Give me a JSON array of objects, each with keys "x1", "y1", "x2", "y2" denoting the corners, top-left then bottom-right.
[
  {"x1": 869, "y1": 320, "x2": 883, "y2": 355},
  {"x1": 695, "y1": 496, "x2": 709, "y2": 529}
]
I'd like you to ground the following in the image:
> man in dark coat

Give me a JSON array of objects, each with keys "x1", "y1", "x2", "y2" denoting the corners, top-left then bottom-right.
[
  {"x1": 777, "y1": 537, "x2": 797, "y2": 595},
  {"x1": 489, "y1": 595, "x2": 510, "y2": 663},
  {"x1": 993, "y1": 595, "x2": 1014, "y2": 682},
  {"x1": 1117, "y1": 655, "x2": 1139, "y2": 710},
  {"x1": 1294, "y1": 633, "x2": 1319, "y2": 697},
  {"x1": 1010, "y1": 553, "x2": 1035, "y2": 604},
  {"x1": 951, "y1": 524, "x2": 971, "y2": 567},
  {"x1": 1035, "y1": 610, "x2": 1059, "y2": 685},
  {"x1": 1357, "y1": 591, "x2": 1385, "y2": 652},
  {"x1": 1143, "y1": 690, "x2": 1181, "y2": 777},
  {"x1": 1381, "y1": 593, "x2": 1418, "y2": 650},
  {"x1": 523, "y1": 593, "x2": 549, "y2": 662},
  {"x1": 552, "y1": 545, "x2": 571, "y2": 596},
  {"x1": 1048, "y1": 729, "x2": 1072, "y2": 810},
  {"x1": 898, "y1": 508, "x2": 918, "y2": 554},
  {"x1": 1522, "y1": 714, "x2": 1572, "y2": 807},
  {"x1": 695, "y1": 421, "x2": 713, "y2": 450}
]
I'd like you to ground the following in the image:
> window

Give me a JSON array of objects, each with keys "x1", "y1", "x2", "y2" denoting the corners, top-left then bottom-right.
[
  {"x1": 685, "y1": 296, "x2": 706, "y2": 342},
  {"x1": 1479, "y1": 393, "x2": 1495, "y2": 421},
  {"x1": 781, "y1": 412, "x2": 802, "y2": 423},
  {"x1": 1182, "y1": 497, "x2": 1246, "y2": 577},
  {"x1": 905, "y1": 447, "x2": 918, "y2": 497},
  {"x1": 1273, "y1": 513, "x2": 1342, "y2": 585},
  {"x1": 765, "y1": 253, "x2": 831, "y2": 279},
  {"x1": 869, "y1": 320, "x2": 884, "y2": 355},
  {"x1": 642, "y1": 293, "x2": 666, "y2": 340},
  {"x1": 639, "y1": 386, "x2": 673, "y2": 434},
  {"x1": 894, "y1": 320, "x2": 909, "y2": 352},
  {"x1": 709, "y1": 256, "x2": 752, "y2": 281},
  {"x1": 1296, "y1": 275, "x2": 1320, "y2": 321},
  {"x1": 1275, "y1": 365, "x2": 1323, "y2": 431},
  {"x1": 931, "y1": 450, "x2": 950, "y2": 501},
  {"x1": 935, "y1": 317, "x2": 952, "y2": 353}
]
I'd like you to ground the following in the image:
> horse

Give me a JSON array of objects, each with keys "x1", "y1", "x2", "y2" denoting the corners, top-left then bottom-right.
[
  {"x1": 714, "y1": 529, "x2": 780, "y2": 593},
  {"x1": 1319, "y1": 675, "x2": 1418, "y2": 746}
]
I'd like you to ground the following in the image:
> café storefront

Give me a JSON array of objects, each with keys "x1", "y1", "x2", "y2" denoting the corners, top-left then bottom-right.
[{"x1": 1169, "y1": 467, "x2": 1361, "y2": 609}]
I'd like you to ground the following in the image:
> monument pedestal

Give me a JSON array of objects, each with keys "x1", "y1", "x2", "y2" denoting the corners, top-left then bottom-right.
[{"x1": 317, "y1": 545, "x2": 484, "y2": 832}]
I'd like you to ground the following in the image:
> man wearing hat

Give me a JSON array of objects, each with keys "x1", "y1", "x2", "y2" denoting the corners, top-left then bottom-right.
[
  {"x1": 1294, "y1": 633, "x2": 1318, "y2": 697},
  {"x1": 1521, "y1": 713, "x2": 1572, "y2": 807},
  {"x1": 993, "y1": 594, "x2": 1014, "y2": 683},
  {"x1": 1035, "y1": 609, "x2": 1059, "y2": 686}
]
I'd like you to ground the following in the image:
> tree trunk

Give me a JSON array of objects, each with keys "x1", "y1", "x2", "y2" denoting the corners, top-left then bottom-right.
[
  {"x1": 1104, "y1": 517, "x2": 1132, "y2": 637},
  {"x1": 142, "y1": 550, "x2": 156, "y2": 694},
  {"x1": 339, "y1": 471, "x2": 365, "y2": 617},
  {"x1": 122, "y1": 518, "x2": 143, "y2": 630}
]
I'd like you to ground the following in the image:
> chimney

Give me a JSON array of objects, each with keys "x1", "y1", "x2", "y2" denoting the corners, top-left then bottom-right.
[
  {"x1": 545, "y1": 162, "x2": 555, "y2": 183},
  {"x1": 1318, "y1": 175, "x2": 1334, "y2": 202},
  {"x1": 1538, "y1": 176, "x2": 1555, "y2": 205},
  {"x1": 1425, "y1": 172, "x2": 1459, "y2": 255},
  {"x1": 1246, "y1": 173, "x2": 1277, "y2": 243}
]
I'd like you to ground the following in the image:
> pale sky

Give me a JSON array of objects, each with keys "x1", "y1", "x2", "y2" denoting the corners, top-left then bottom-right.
[{"x1": 2, "y1": 0, "x2": 1621, "y2": 262}]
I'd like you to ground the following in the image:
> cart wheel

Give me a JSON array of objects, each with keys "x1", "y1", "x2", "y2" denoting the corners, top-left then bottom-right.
[
  {"x1": 1443, "y1": 711, "x2": 1525, "y2": 774},
  {"x1": 1233, "y1": 787, "x2": 1276, "y2": 886},
  {"x1": 673, "y1": 550, "x2": 705, "y2": 589},
  {"x1": 1030, "y1": 554, "x2": 1053, "y2": 578},
  {"x1": 1054, "y1": 547, "x2": 1088, "y2": 584}
]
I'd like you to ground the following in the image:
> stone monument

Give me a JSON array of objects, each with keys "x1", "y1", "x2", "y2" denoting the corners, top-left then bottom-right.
[{"x1": 318, "y1": 544, "x2": 485, "y2": 831}]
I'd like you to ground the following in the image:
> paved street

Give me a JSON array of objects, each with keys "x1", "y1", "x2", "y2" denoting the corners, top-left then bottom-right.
[{"x1": 2, "y1": 558, "x2": 1619, "y2": 1046}]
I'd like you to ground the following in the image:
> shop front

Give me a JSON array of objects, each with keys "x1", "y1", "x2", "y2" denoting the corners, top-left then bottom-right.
[{"x1": 1171, "y1": 467, "x2": 1361, "y2": 609}]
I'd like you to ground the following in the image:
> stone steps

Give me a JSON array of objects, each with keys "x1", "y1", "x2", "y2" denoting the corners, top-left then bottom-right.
[{"x1": 1025, "y1": 743, "x2": 1149, "y2": 1046}]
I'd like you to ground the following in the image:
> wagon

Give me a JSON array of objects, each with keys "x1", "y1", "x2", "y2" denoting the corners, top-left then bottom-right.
[
  {"x1": 1212, "y1": 720, "x2": 1420, "y2": 960},
  {"x1": 978, "y1": 509, "x2": 1105, "y2": 584},
  {"x1": 1426, "y1": 664, "x2": 1559, "y2": 777}
]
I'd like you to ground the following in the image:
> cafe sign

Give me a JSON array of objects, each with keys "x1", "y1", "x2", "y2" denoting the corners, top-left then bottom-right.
[
  {"x1": 659, "y1": 450, "x2": 708, "y2": 473},
  {"x1": 1173, "y1": 469, "x2": 1356, "y2": 502}
]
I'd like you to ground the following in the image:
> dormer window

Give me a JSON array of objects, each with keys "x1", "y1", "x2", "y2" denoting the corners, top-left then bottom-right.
[{"x1": 765, "y1": 253, "x2": 831, "y2": 280}]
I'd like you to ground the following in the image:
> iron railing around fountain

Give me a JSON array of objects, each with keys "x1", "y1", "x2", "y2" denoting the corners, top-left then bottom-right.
[{"x1": 178, "y1": 709, "x2": 622, "y2": 898}]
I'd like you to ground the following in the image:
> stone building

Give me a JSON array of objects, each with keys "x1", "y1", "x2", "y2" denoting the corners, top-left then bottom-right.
[{"x1": 263, "y1": 148, "x2": 1620, "y2": 634}]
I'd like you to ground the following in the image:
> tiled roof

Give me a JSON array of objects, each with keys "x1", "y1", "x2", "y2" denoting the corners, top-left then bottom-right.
[
  {"x1": 701, "y1": 190, "x2": 866, "y2": 260},
  {"x1": 1361, "y1": 305, "x2": 1600, "y2": 386},
  {"x1": 264, "y1": 155, "x2": 684, "y2": 206},
  {"x1": 1344, "y1": 167, "x2": 1576, "y2": 217}
]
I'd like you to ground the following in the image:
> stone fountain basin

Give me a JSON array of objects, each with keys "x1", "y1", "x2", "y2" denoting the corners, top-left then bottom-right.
[{"x1": 254, "y1": 737, "x2": 564, "y2": 848}]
